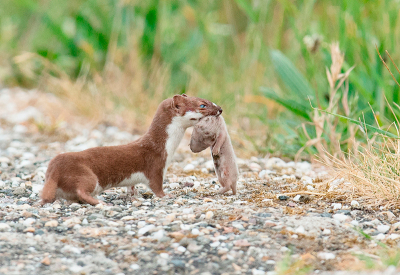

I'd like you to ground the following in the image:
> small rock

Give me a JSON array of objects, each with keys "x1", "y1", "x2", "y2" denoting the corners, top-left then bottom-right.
[
  {"x1": 376, "y1": 233, "x2": 386, "y2": 240},
  {"x1": 332, "y1": 203, "x2": 342, "y2": 210},
  {"x1": 322, "y1": 229, "x2": 331, "y2": 235},
  {"x1": 0, "y1": 223, "x2": 11, "y2": 231},
  {"x1": 249, "y1": 162, "x2": 262, "y2": 172},
  {"x1": 70, "y1": 203, "x2": 81, "y2": 211},
  {"x1": 278, "y1": 195, "x2": 288, "y2": 201},
  {"x1": 317, "y1": 252, "x2": 335, "y2": 260},
  {"x1": 295, "y1": 226, "x2": 305, "y2": 234},
  {"x1": 187, "y1": 242, "x2": 203, "y2": 253},
  {"x1": 293, "y1": 195, "x2": 301, "y2": 202},
  {"x1": 130, "y1": 264, "x2": 140, "y2": 270},
  {"x1": 377, "y1": 225, "x2": 390, "y2": 234},
  {"x1": 233, "y1": 239, "x2": 251, "y2": 247},
  {"x1": 351, "y1": 200, "x2": 360, "y2": 207},
  {"x1": 45, "y1": 221, "x2": 58, "y2": 227},
  {"x1": 183, "y1": 164, "x2": 195, "y2": 172},
  {"x1": 205, "y1": 211, "x2": 214, "y2": 219},
  {"x1": 138, "y1": 224, "x2": 155, "y2": 236},
  {"x1": 258, "y1": 170, "x2": 267, "y2": 179},
  {"x1": 232, "y1": 222, "x2": 244, "y2": 230},
  {"x1": 333, "y1": 214, "x2": 350, "y2": 222},
  {"x1": 13, "y1": 187, "x2": 26, "y2": 196},
  {"x1": 41, "y1": 257, "x2": 51, "y2": 266},
  {"x1": 170, "y1": 182, "x2": 180, "y2": 189}
]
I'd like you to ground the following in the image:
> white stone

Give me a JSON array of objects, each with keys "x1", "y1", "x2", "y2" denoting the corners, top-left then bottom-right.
[
  {"x1": 177, "y1": 246, "x2": 186, "y2": 253},
  {"x1": 332, "y1": 203, "x2": 342, "y2": 210},
  {"x1": 293, "y1": 195, "x2": 301, "y2": 202},
  {"x1": 249, "y1": 162, "x2": 262, "y2": 172},
  {"x1": 23, "y1": 218, "x2": 36, "y2": 227},
  {"x1": 252, "y1": 269, "x2": 266, "y2": 275},
  {"x1": 351, "y1": 200, "x2": 360, "y2": 207},
  {"x1": 232, "y1": 222, "x2": 244, "y2": 230},
  {"x1": 377, "y1": 225, "x2": 390, "y2": 234},
  {"x1": 191, "y1": 228, "x2": 200, "y2": 235},
  {"x1": 351, "y1": 220, "x2": 359, "y2": 226},
  {"x1": 0, "y1": 223, "x2": 10, "y2": 231},
  {"x1": 170, "y1": 182, "x2": 180, "y2": 189},
  {"x1": 333, "y1": 214, "x2": 350, "y2": 222},
  {"x1": 152, "y1": 230, "x2": 165, "y2": 240},
  {"x1": 182, "y1": 208, "x2": 193, "y2": 214},
  {"x1": 183, "y1": 164, "x2": 195, "y2": 172},
  {"x1": 389, "y1": 234, "x2": 400, "y2": 240},
  {"x1": 322, "y1": 229, "x2": 331, "y2": 235},
  {"x1": 137, "y1": 221, "x2": 146, "y2": 228},
  {"x1": 376, "y1": 233, "x2": 386, "y2": 240},
  {"x1": 258, "y1": 170, "x2": 267, "y2": 179},
  {"x1": 295, "y1": 226, "x2": 305, "y2": 234},
  {"x1": 265, "y1": 157, "x2": 286, "y2": 168},
  {"x1": 205, "y1": 211, "x2": 214, "y2": 219},
  {"x1": 210, "y1": 241, "x2": 220, "y2": 248},
  {"x1": 317, "y1": 252, "x2": 335, "y2": 260},
  {"x1": 130, "y1": 264, "x2": 140, "y2": 270},
  {"x1": 138, "y1": 224, "x2": 155, "y2": 235}
]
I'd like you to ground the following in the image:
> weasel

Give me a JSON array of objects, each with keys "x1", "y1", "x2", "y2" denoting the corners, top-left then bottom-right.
[
  {"x1": 41, "y1": 94, "x2": 222, "y2": 205},
  {"x1": 189, "y1": 115, "x2": 238, "y2": 195}
]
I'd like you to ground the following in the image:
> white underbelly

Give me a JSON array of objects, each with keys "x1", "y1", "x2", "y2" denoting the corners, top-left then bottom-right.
[{"x1": 91, "y1": 172, "x2": 150, "y2": 195}]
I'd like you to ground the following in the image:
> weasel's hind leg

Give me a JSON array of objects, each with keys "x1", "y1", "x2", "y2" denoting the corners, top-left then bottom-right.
[{"x1": 75, "y1": 175, "x2": 102, "y2": 206}]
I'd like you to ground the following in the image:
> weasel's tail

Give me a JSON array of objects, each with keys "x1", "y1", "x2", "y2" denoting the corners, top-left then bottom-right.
[{"x1": 41, "y1": 177, "x2": 57, "y2": 205}]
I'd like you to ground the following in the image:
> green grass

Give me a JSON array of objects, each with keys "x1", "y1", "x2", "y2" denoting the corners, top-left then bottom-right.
[{"x1": 1, "y1": 0, "x2": 400, "y2": 157}]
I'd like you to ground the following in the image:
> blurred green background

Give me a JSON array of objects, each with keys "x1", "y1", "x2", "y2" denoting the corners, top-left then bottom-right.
[{"x1": 1, "y1": 0, "x2": 399, "y2": 158}]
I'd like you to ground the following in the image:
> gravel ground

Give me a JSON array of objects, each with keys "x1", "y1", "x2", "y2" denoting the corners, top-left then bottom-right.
[{"x1": 1, "y1": 88, "x2": 400, "y2": 275}]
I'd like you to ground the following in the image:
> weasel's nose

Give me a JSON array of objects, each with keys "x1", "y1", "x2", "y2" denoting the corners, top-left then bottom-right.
[{"x1": 217, "y1": 108, "x2": 223, "y2": 116}]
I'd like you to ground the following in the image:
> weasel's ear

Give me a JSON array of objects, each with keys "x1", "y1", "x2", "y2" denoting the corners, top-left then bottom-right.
[
  {"x1": 181, "y1": 93, "x2": 188, "y2": 97},
  {"x1": 171, "y1": 95, "x2": 186, "y2": 112}
]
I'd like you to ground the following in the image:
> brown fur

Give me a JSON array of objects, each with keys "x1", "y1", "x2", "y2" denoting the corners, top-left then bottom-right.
[
  {"x1": 41, "y1": 94, "x2": 222, "y2": 205},
  {"x1": 190, "y1": 115, "x2": 238, "y2": 195}
]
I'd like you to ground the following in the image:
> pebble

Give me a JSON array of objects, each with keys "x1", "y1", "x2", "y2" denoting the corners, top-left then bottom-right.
[
  {"x1": 351, "y1": 200, "x2": 359, "y2": 207},
  {"x1": 232, "y1": 222, "x2": 244, "y2": 230},
  {"x1": 333, "y1": 214, "x2": 350, "y2": 222},
  {"x1": 183, "y1": 164, "x2": 195, "y2": 172},
  {"x1": 205, "y1": 211, "x2": 214, "y2": 219},
  {"x1": 0, "y1": 223, "x2": 11, "y2": 231},
  {"x1": 377, "y1": 225, "x2": 390, "y2": 234},
  {"x1": 138, "y1": 224, "x2": 155, "y2": 235},
  {"x1": 317, "y1": 252, "x2": 335, "y2": 260},
  {"x1": 170, "y1": 182, "x2": 180, "y2": 189},
  {"x1": 45, "y1": 220, "x2": 58, "y2": 227},
  {"x1": 322, "y1": 229, "x2": 331, "y2": 235},
  {"x1": 295, "y1": 226, "x2": 305, "y2": 234},
  {"x1": 130, "y1": 264, "x2": 140, "y2": 270},
  {"x1": 278, "y1": 195, "x2": 288, "y2": 201}
]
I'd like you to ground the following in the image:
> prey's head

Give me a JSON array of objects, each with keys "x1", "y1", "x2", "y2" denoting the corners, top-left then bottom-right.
[
  {"x1": 190, "y1": 116, "x2": 221, "y2": 153},
  {"x1": 171, "y1": 94, "x2": 222, "y2": 126}
]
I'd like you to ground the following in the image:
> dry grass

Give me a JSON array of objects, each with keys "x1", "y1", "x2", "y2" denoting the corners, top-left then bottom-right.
[
  {"x1": 318, "y1": 49, "x2": 400, "y2": 208},
  {"x1": 13, "y1": 47, "x2": 170, "y2": 133}
]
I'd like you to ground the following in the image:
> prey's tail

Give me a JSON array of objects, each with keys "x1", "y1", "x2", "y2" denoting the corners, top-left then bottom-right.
[{"x1": 41, "y1": 177, "x2": 58, "y2": 205}]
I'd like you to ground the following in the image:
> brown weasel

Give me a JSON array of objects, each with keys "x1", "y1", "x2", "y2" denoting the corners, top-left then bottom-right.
[
  {"x1": 189, "y1": 115, "x2": 238, "y2": 195},
  {"x1": 41, "y1": 94, "x2": 222, "y2": 205}
]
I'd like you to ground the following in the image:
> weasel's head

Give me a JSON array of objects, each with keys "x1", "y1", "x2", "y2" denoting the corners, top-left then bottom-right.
[{"x1": 171, "y1": 94, "x2": 222, "y2": 126}]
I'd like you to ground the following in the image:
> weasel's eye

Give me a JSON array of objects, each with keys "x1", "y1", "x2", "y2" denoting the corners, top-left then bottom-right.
[{"x1": 200, "y1": 104, "x2": 206, "y2": 108}]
